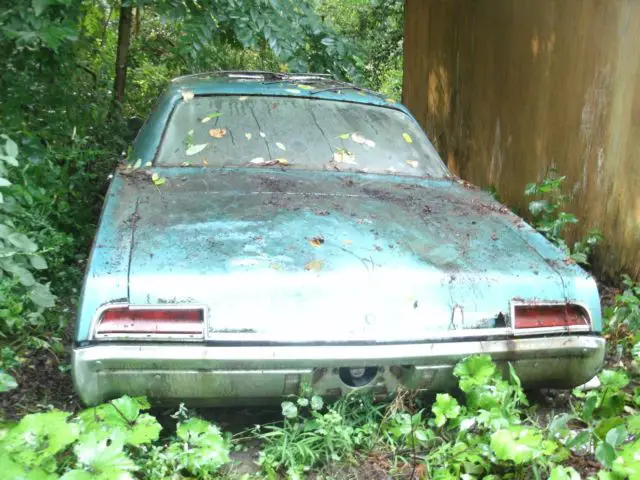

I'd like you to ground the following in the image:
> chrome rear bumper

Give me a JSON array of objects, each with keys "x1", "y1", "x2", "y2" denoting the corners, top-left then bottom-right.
[{"x1": 72, "y1": 335, "x2": 605, "y2": 406}]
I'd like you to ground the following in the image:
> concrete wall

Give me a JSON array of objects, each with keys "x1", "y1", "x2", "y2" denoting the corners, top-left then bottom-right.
[{"x1": 403, "y1": 0, "x2": 640, "y2": 279}]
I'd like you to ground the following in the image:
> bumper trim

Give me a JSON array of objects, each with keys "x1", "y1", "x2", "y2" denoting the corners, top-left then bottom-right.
[{"x1": 72, "y1": 335, "x2": 605, "y2": 406}]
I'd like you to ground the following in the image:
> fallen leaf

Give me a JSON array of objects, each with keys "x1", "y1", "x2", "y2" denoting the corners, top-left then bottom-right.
[
  {"x1": 202, "y1": 159, "x2": 209, "y2": 166},
  {"x1": 201, "y1": 112, "x2": 222, "y2": 123},
  {"x1": 385, "y1": 98, "x2": 396, "y2": 103},
  {"x1": 144, "y1": 161, "x2": 153, "y2": 167},
  {"x1": 209, "y1": 128, "x2": 227, "y2": 138},
  {"x1": 181, "y1": 90, "x2": 194, "y2": 101},
  {"x1": 304, "y1": 260, "x2": 324, "y2": 272},
  {"x1": 181, "y1": 161, "x2": 191, "y2": 167},
  {"x1": 186, "y1": 144, "x2": 207, "y2": 156},
  {"x1": 386, "y1": 167, "x2": 397, "y2": 173},
  {"x1": 259, "y1": 132, "x2": 266, "y2": 138},
  {"x1": 406, "y1": 160, "x2": 419, "y2": 168},
  {"x1": 286, "y1": 89, "x2": 301, "y2": 94},
  {"x1": 133, "y1": 158, "x2": 142, "y2": 169},
  {"x1": 402, "y1": 133, "x2": 413, "y2": 144},
  {"x1": 250, "y1": 157, "x2": 265, "y2": 164},
  {"x1": 245, "y1": 133, "x2": 252, "y2": 140},
  {"x1": 275, "y1": 158, "x2": 289, "y2": 165},
  {"x1": 343, "y1": 239, "x2": 352, "y2": 245},
  {"x1": 309, "y1": 236, "x2": 325, "y2": 248},
  {"x1": 151, "y1": 173, "x2": 166, "y2": 186},
  {"x1": 297, "y1": 84, "x2": 316, "y2": 90},
  {"x1": 151, "y1": 173, "x2": 159, "y2": 181},
  {"x1": 491, "y1": 233, "x2": 498, "y2": 241},
  {"x1": 276, "y1": 142, "x2": 286, "y2": 151},
  {"x1": 270, "y1": 263, "x2": 282, "y2": 270},
  {"x1": 238, "y1": 96, "x2": 249, "y2": 101},
  {"x1": 333, "y1": 149, "x2": 357, "y2": 165},
  {"x1": 351, "y1": 133, "x2": 375, "y2": 148},
  {"x1": 337, "y1": 133, "x2": 350, "y2": 140}
]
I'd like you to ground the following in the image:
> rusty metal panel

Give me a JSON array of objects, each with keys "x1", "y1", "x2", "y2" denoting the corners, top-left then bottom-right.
[{"x1": 404, "y1": 0, "x2": 640, "y2": 279}]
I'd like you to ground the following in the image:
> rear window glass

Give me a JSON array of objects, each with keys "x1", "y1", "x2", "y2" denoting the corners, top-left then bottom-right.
[{"x1": 156, "y1": 95, "x2": 449, "y2": 177}]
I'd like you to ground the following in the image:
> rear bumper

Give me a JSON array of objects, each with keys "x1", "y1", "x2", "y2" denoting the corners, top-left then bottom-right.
[{"x1": 72, "y1": 335, "x2": 605, "y2": 406}]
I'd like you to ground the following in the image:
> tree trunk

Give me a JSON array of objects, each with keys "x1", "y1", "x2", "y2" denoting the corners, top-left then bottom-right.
[
  {"x1": 134, "y1": 7, "x2": 141, "y2": 38},
  {"x1": 113, "y1": 4, "x2": 133, "y2": 105}
]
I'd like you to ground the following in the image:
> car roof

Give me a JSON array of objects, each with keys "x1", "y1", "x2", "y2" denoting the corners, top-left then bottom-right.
[{"x1": 167, "y1": 71, "x2": 409, "y2": 113}]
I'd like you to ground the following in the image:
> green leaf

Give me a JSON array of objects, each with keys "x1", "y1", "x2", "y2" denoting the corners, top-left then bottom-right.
[
  {"x1": 0, "y1": 154, "x2": 19, "y2": 167},
  {"x1": 566, "y1": 430, "x2": 591, "y2": 449},
  {"x1": 490, "y1": 427, "x2": 544, "y2": 464},
  {"x1": 612, "y1": 438, "x2": 640, "y2": 478},
  {"x1": 432, "y1": 393, "x2": 461, "y2": 427},
  {"x1": 30, "y1": 283, "x2": 56, "y2": 308},
  {"x1": 29, "y1": 255, "x2": 48, "y2": 270},
  {"x1": 186, "y1": 143, "x2": 208, "y2": 156},
  {"x1": 201, "y1": 112, "x2": 222, "y2": 123},
  {"x1": 3, "y1": 410, "x2": 79, "y2": 470},
  {"x1": 281, "y1": 401, "x2": 298, "y2": 419},
  {"x1": 7, "y1": 233, "x2": 38, "y2": 253},
  {"x1": 73, "y1": 429, "x2": 137, "y2": 478},
  {"x1": 311, "y1": 395, "x2": 323, "y2": 411},
  {"x1": 605, "y1": 425, "x2": 627, "y2": 448},
  {"x1": 598, "y1": 369, "x2": 629, "y2": 389},
  {"x1": 0, "y1": 369, "x2": 17, "y2": 392},
  {"x1": 453, "y1": 354, "x2": 498, "y2": 392},
  {"x1": 549, "y1": 466, "x2": 581, "y2": 480},
  {"x1": 595, "y1": 441, "x2": 616, "y2": 468},
  {"x1": 0, "y1": 177, "x2": 12, "y2": 187},
  {"x1": 528, "y1": 200, "x2": 549, "y2": 215},
  {"x1": 3, "y1": 137, "x2": 18, "y2": 158},
  {"x1": 173, "y1": 417, "x2": 230, "y2": 473},
  {"x1": 77, "y1": 395, "x2": 161, "y2": 446},
  {"x1": 32, "y1": 0, "x2": 53, "y2": 16},
  {"x1": 402, "y1": 132, "x2": 413, "y2": 144}
]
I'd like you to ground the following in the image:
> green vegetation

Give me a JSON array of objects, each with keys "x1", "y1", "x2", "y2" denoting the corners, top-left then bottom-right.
[{"x1": 2, "y1": 356, "x2": 638, "y2": 478}]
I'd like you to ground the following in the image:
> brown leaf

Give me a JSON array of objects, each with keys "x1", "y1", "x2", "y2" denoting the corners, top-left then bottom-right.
[
  {"x1": 309, "y1": 236, "x2": 325, "y2": 248},
  {"x1": 304, "y1": 260, "x2": 324, "y2": 272},
  {"x1": 209, "y1": 128, "x2": 227, "y2": 139}
]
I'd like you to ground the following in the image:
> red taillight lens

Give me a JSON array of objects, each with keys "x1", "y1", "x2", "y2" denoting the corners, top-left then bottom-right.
[
  {"x1": 514, "y1": 304, "x2": 589, "y2": 329},
  {"x1": 96, "y1": 307, "x2": 204, "y2": 336}
]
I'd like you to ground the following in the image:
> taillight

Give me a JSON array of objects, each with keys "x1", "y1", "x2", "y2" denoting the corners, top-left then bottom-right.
[
  {"x1": 96, "y1": 307, "x2": 204, "y2": 338},
  {"x1": 513, "y1": 304, "x2": 589, "y2": 330}
]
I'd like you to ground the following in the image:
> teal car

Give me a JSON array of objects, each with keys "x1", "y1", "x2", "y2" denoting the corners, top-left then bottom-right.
[{"x1": 72, "y1": 72, "x2": 605, "y2": 405}]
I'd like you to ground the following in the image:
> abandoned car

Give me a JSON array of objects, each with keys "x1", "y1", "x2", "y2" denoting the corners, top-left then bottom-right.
[{"x1": 72, "y1": 72, "x2": 605, "y2": 405}]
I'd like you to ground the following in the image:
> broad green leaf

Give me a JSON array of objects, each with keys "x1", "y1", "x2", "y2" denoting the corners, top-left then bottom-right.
[
  {"x1": 566, "y1": 430, "x2": 590, "y2": 449},
  {"x1": 490, "y1": 427, "x2": 543, "y2": 464},
  {"x1": 186, "y1": 144, "x2": 208, "y2": 156},
  {"x1": 1, "y1": 262, "x2": 36, "y2": 287},
  {"x1": 432, "y1": 393, "x2": 461, "y2": 427},
  {"x1": 3, "y1": 137, "x2": 18, "y2": 158},
  {"x1": 7, "y1": 233, "x2": 38, "y2": 253},
  {"x1": 549, "y1": 466, "x2": 581, "y2": 480},
  {"x1": 281, "y1": 401, "x2": 298, "y2": 419},
  {"x1": 3, "y1": 410, "x2": 79, "y2": 469},
  {"x1": 311, "y1": 395, "x2": 323, "y2": 411},
  {"x1": 30, "y1": 283, "x2": 56, "y2": 308},
  {"x1": 173, "y1": 417, "x2": 230, "y2": 473},
  {"x1": 29, "y1": 255, "x2": 48, "y2": 270},
  {"x1": 0, "y1": 154, "x2": 19, "y2": 167},
  {"x1": 598, "y1": 369, "x2": 629, "y2": 389},
  {"x1": 605, "y1": 425, "x2": 627, "y2": 448},
  {"x1": 0, "y1": 369, "x2": 17, "y2": 392},
  {"x1": 32, "y1": 0, "x2": 53, "y2": 16},
  {"x1": 595, "y1": 441, "x2": 616, "y2": 468},
  {"x1": 0, "y1": 177, "x2": 12, "y2": 187},
  {"x1": 73, "y1": 429, "x2": 137, "y2": 477},
  {"x1": 611, "y1": 438, "x2": 640, "y2": 478}
]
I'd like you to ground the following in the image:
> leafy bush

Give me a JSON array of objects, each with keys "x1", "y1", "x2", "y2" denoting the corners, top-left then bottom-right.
[
  {"x1": 604, "y1": 275, "x2": 640, "y2": 357},
  {"x1": 525, "y1": 171, "x2": 602, "y2": 265},
  {"x1": 0, "y1": 395, "x2": 230, "y2": 480}
]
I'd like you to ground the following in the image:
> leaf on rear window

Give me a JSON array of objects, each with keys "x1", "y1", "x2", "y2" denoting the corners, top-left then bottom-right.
[
  {"x1": 276, "y1": 142, "x2": 286, "y2": 151},
  {"x1": 285, "y1": 89, "x2": 301, "y2": 95},
  {"x1": 406, "y1": 160, "x2": 419, "y2": 168},
  {"x1": 250, "y1": 157, "x2": 265, "y2": 164},
  {"x1": 351, "y1": 133, "x2": 375, "y2": 148},
  {"x1": 245, "y1": 133, "x2": 252, "y2": 140},
  {"x1": 181, "y1": 90, "x2": 194, "y2": 101},
  {"x1": 337, "y1": 133, "x2": 350, "y2": 140},
  {"x1": 402, "y1": 133, "x2": 413, "y2": 144},
  {"x1": 309, "y1": 236, "x2": 324, "y2": 248},
  {"x1": 304, "y1": 260, "x2": 324, "y2": 272},
  {"x1": 202, "y1": 159, "x2": 209, "y2": 166},
  {"x1": 386, "y1": 98, "x2": 396, "y2": 103},
  {"x1": 343, "y1": 239, "x2": 352, "y2": 245},
  {"x1": 186, "y1": 144, "x2": 207, "y2": 156},
  {"x1": 259, "y1": 132, "x2": 266, "y2": 138},
  {"x1": 209, "y1": 128, "x2": 227, "y2": 139},
  {"x1": 201, "y1": 112, "x2": 222, "y2": 123},
  {"x1": 238, "y1": 96, "x2": 248, "y2": 101},
  {"x1": 297, "y1": 84, "x2": 316, "y2": 90},
  {"x1": 333, "y1": 149, "x2": 356, "y2": 165},
  {"x1": 180, "y1": 161, "x2": 191, "y2": 167},
  {"x1": 275, "y1": 158, "x2": 288, "y2": 165}
]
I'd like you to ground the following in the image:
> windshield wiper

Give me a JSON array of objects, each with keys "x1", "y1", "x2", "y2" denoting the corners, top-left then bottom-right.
[{"x1": 309, "y1": 84, "x2": 379, "y2": 96}]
